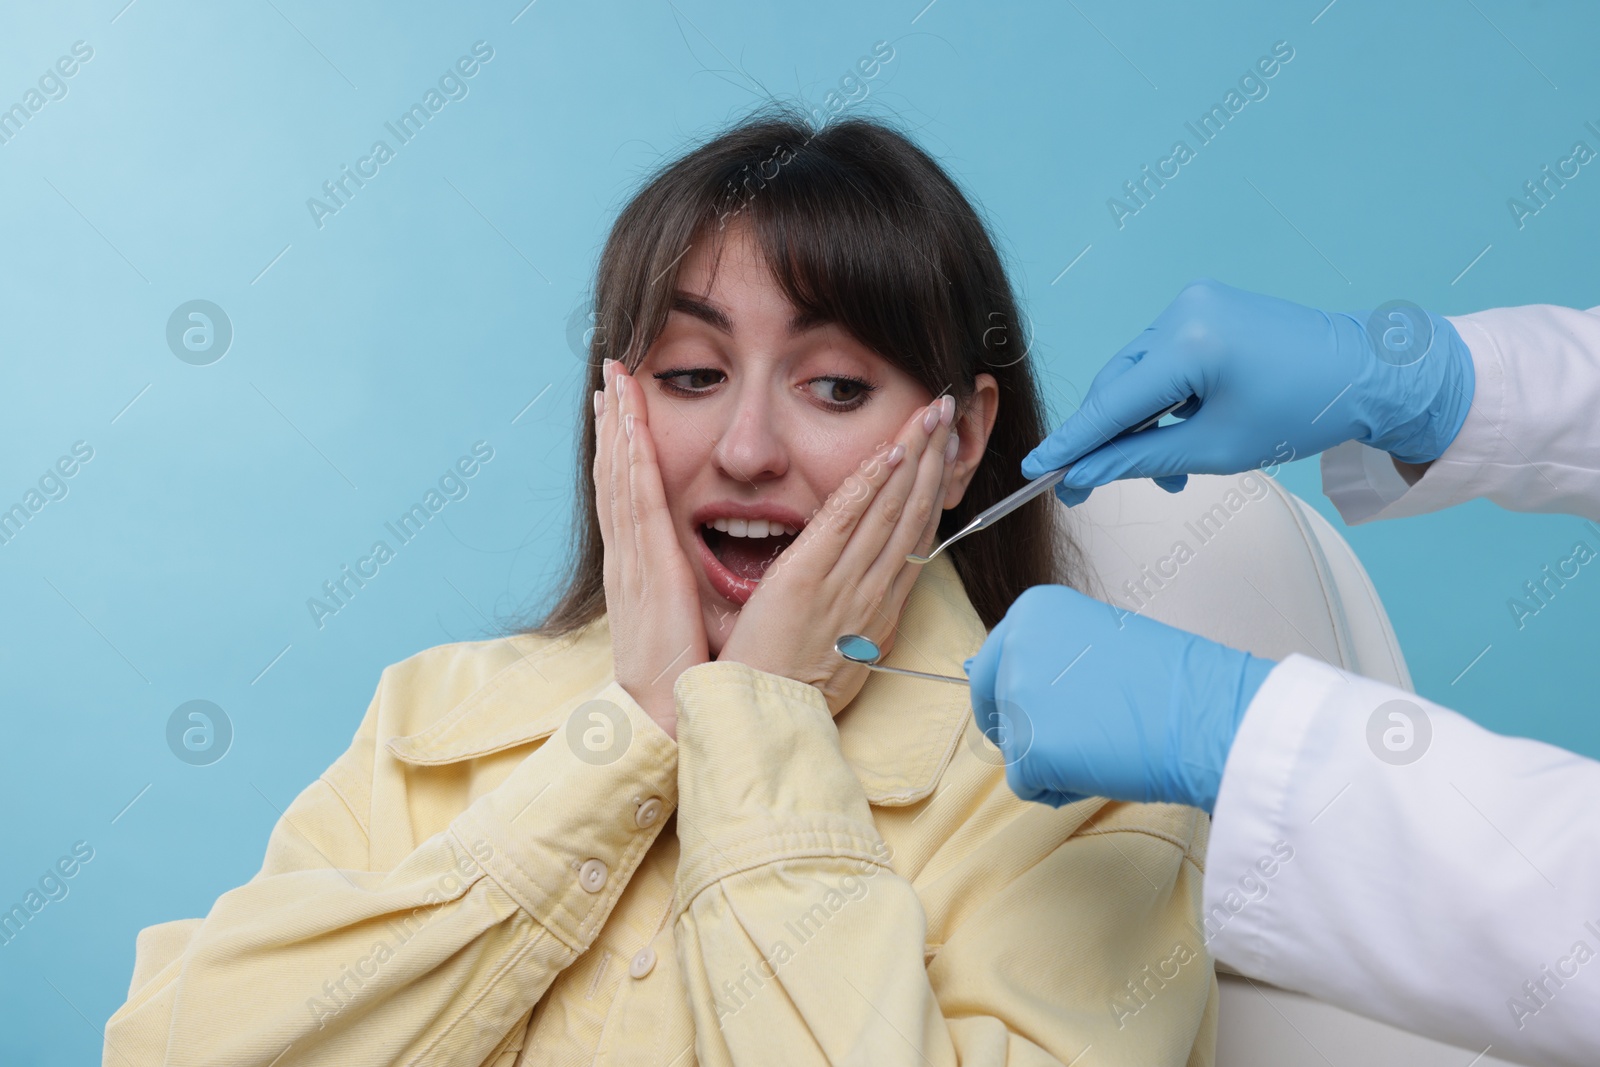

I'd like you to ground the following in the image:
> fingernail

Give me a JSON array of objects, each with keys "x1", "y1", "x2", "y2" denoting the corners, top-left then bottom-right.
[
  {"x1": 886, "y1": 443, "x2": 906, "y2": 467},
  {"x1": 922, "y1": 404, "x2": 939, "y2": 433},
  {"x1": 593, "y1": 390, "x2": 603, "y2": 419},
  {"x1": 602, "y1": 358, "x2": 616, "y2": 383},
  {"x1": 940, "y1": 395, "x2": 955, "y2": 426},
  {"x1": 616, "y1": 375, "x2": 627, "y2": 399},
  {"x1": 624, "y1": 413, "x2": 635, "y2": 440},
  {"x1": 945, "y1": 432, "x2": 959, "y2": 463}
]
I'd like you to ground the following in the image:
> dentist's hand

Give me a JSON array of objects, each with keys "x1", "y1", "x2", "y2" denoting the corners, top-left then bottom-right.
[
  {"x1": 964, "y1": 584, "x2": 1276, "y2": 813},
  {"x1": 1025, "y1": 279, "x2": 1476, "y2": 506}
]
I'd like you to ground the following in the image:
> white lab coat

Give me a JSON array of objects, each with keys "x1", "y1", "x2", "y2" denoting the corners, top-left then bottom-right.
[{"x1": 1205, "y1": 302, "x2": 1600, "y2": 1067}]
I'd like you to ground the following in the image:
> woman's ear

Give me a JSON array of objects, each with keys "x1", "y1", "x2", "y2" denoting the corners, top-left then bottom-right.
[{"x1": 943, "y1": 373, "x2": 999, "y2": 510}]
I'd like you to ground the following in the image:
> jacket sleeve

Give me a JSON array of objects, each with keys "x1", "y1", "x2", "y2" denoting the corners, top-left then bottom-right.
[
  {"x1": 669, "y1": 661, "x2": 1215, "y2": 1066},
  {"x1": 1321, "y1": 302, "x2": 1600, "y2": 523},
  {"x1": 103, "y1": 671, "x2": 677, "y2": 1067},
  {"x1": 1206, "y1": 654, "x2": 1600, "y2": 1067}
]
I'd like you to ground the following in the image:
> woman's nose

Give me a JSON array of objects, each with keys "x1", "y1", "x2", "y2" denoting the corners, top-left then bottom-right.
[{"x1": 712, "y1": 393, "x2": 788, "y2": 483}]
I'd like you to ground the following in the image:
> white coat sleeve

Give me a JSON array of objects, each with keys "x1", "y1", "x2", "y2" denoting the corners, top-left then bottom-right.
[
  {"x1": 1322, "y1": 302, "x2": 1600, "y2": 523},
  {"x1": 1203, "y1": 653, "x2": 1600, "y2": 1067}
]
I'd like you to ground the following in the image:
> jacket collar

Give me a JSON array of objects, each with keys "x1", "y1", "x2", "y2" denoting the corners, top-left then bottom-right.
[{"x1": 385, "y1": 554, "x2": 987, "y2": 805}]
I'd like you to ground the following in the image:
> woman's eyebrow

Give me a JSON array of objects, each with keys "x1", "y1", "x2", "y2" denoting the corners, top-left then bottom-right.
[{"x1": 671, "y1": 292, "x2": 832, "y2": 336}]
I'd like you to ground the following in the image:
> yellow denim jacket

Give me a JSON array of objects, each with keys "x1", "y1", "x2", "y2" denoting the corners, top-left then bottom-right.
[{"x1": 104, "y1": 554, "x2": 1217, "y2": 1066}]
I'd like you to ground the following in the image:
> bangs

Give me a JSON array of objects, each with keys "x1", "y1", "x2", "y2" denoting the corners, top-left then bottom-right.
[
  {"x1": 625, "y1": 111, "x2": 978, "y2": 394},
  {"x1": 733, "y1": 147, "x2": 952, "y2": 379}
]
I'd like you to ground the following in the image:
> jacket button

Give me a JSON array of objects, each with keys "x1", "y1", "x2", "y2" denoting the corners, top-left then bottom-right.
[
  {"x1": 578, "y1": 858, "x2": 609, "y2": 893},
  {"x1": 629, "y1": 945, "x2": 657, "y2": 979},
  {"x1": 634, "y1": 797, "x2": 664, "y2": 829}
]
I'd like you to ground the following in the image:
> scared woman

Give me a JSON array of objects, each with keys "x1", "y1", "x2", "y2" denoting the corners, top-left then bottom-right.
[{"x1": 105, "y1": 107, "x2": 1216, "y2": 1066}]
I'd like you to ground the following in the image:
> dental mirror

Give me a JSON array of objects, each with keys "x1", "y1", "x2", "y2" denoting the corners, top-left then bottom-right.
[{"x1": 834, "y1": 634, "x2": 970, "y2": 686}]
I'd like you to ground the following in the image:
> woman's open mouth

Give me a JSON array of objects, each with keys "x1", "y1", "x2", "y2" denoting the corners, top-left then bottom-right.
[{"x1": 693, "y1": 512, "x2": 803, "y2": 606}]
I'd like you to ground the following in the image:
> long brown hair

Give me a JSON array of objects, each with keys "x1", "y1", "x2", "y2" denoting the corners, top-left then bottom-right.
[{"x1": 523, "y1": 104, "x2": 1077, "y2": 638}]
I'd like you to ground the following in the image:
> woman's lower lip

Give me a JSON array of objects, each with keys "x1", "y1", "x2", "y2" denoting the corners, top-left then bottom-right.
[{"x1": 695, "y1": 526, "x2": 759, "y2": 607}]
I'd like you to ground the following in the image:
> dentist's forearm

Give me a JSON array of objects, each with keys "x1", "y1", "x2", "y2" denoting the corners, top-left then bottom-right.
[
  {"x1": 1204, "y1": 654, "x2": 1600, "y2": 1067},
  {"x1": 1325, "y1": 302, "x2": 1600, "y2": 523},
  {"x1": 1390, "y1": 456, "x2": 1431, "y2": 485}
]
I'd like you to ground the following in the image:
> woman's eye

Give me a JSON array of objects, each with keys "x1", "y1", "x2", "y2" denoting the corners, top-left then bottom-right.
[
  {"x1": 654, "y1": 368, "x2": 725, "y2": 394},
  {"x1": 805, "y1": 377, "x2": 875, "y2": 409}
]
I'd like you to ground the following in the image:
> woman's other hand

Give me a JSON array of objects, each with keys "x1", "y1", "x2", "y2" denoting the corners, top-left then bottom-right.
[
  {"x1": 718, "y1": 393, "x2": 958, "y2": 714},
  {"x1": 594, "y1": 358, "x2": 709, "y2": 739}
]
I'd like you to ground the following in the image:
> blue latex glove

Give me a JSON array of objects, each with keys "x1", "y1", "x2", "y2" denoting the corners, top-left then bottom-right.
[
  {"x1": 1023, "y1": 279, "x2": 1476, "y2": 506},
  {"x1": 963, "y1": 584, "x2": 1277, "y2": 813}
]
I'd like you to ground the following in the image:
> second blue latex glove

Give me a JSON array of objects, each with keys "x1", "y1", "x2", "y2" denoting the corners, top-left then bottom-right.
[
  {"x1": 1024, "y1": 279, "x2": 1475, "y2": 506},
  {"x1": 965, "y1": 584, "x2": 1276, "y2": 813}
]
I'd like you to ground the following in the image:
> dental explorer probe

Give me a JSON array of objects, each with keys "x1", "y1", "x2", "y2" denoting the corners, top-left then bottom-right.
[{"x1": 906, "y1": 398, "x2": 1189, "y2": 566}]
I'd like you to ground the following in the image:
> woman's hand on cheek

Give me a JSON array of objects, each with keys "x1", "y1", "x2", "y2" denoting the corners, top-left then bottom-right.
[
  {"x1": 717, "y1": 394, "x2": 959, "y2": 715},
  {"x1": 593, "y1": 359, "x2": 709, "y2": 740}
]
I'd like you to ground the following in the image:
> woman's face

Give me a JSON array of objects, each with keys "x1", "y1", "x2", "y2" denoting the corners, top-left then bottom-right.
[{"x1": 633, "y1": 222, "x2": 996, "y2": 656}]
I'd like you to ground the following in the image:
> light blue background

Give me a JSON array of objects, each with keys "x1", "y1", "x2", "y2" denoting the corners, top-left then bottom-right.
[{"x1": 1, "y1": 1, "x2": 1595, "y2": 1061}]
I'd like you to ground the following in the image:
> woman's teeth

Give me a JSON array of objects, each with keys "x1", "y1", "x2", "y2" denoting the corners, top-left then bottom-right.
[{"x1": 703, "y1": 518, "x2": 801, "y2": 538}]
